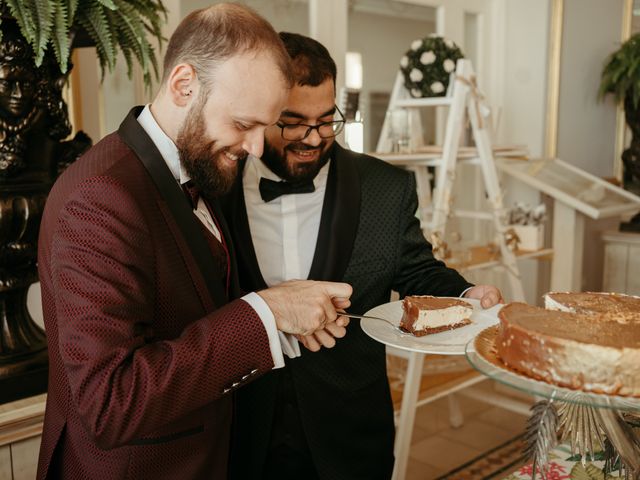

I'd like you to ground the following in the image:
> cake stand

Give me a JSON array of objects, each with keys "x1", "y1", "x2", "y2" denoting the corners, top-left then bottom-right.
[{"x1": 466, "y1": 326, "x2": 640, "y2": 479}]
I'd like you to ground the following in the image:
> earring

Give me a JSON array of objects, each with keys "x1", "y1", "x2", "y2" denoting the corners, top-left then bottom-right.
[{"x1": 183, "y1": 90, "x2": 191, "y2": 97}]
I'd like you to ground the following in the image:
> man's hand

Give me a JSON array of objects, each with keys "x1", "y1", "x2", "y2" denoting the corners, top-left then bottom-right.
[
  {"x1": 295, "y1": 321, "x2": 349, "y2": 352},
  {"x1": 295, "y1": 299, "x2": 351, "y2": 352},
  {"x1": 258, "y1": 280, "x2": 352, "y2": 335},
  {"x1": 463, "y1": 285, "x2": 504, "y2": 308}
]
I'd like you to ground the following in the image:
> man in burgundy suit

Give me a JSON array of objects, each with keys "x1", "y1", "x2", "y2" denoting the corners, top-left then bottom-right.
[{"x1": 36, "y1": 5, "x2": 352, "y2": 480}]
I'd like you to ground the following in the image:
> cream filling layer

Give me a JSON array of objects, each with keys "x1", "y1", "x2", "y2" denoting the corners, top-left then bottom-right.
[{"x1": 412, "y1": 305, "x2": 473, "y2": 330}]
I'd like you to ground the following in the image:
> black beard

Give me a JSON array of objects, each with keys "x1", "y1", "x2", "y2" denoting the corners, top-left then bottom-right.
[
  {"x1": 176, "y1": 105, "x2": 246, "y2": 198},
  {"x1": 261, "y1": 140, "x2": 333, "y2": 183}
]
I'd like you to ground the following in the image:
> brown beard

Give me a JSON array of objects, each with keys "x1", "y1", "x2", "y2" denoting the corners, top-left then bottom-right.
[
  {"x1": 176, "y1": 100, "x2": 246, "y2": 198},
  {"x1": 261, "y1": 139, "x2": 333, "y2": 183}
]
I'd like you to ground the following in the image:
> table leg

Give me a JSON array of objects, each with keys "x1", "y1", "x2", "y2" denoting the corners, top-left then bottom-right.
[
  {"x1": 392, "y1": 351, "x2": 425, "y2": 480},
  {"x1": 550, "y1": 201, "x2": 585, "y2": 292}
]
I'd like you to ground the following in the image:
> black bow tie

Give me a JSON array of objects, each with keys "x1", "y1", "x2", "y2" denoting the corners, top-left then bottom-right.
[{"x1": 259, "y1": 177, "x2": 315, "y2": 202}]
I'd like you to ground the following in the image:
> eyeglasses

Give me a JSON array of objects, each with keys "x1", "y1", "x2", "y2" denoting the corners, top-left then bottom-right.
[{"x1": 276, "y1": 105, "x2": 345, "y2": 141}]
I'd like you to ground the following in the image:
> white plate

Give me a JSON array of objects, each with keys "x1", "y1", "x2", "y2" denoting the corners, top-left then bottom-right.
[{"x1": 361, "y1": 298, "x2": 503, "y2": 355}]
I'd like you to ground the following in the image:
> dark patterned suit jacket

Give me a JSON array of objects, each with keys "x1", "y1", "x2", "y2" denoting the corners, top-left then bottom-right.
[
  {"x1": 222, "y1": 144, "x2": 473, "y2": 480},
  {"x1": 36, "y1": 107, "x2": 274, "y2": 480}
]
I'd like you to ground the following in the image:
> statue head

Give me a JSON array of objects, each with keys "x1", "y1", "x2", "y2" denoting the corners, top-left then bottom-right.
[
  {"x1": 0, "y1": 21, "x2": 71, "y2": 177},
  {"x1": 0, "y1": 33, "x2": 38, "y2": 121}
]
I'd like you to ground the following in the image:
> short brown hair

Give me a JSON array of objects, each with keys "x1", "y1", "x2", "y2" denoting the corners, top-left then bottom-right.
[
  {"x1": 279, "y1": 32, "x2": 337, "y2": 87},
  {"x1": 162, "y1": 3, "x2": 293, "y2": 91}
]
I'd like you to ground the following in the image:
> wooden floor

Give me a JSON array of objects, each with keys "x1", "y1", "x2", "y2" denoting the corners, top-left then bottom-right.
[{"x1": 387, "y1": 355, "x2": 531, "y2": 479}]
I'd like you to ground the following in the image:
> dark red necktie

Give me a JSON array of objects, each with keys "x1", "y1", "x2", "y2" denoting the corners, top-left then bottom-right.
[{"x1": 181, "y1": 181, "x2": 231, "y2": 297}]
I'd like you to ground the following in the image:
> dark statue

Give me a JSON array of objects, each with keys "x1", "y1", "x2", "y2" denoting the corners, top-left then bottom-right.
[
  {"x1": 0, "y1": 20, "x2": 91, "y2": 403},
  {"x1": 621, "y1": 95, "x2": 640, "y2": 232}
]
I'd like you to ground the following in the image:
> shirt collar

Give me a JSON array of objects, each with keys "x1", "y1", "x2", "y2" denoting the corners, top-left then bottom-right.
[{"x1": 136, "y1": 104, "x2": 191, "y2": 185}]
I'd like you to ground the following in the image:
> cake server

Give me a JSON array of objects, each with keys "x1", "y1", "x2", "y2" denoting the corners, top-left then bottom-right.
[
  {"x1": 338, "y1": 312, "x2": 411, "y2": 335},
  {"x1": 339, "y1": 312, "x2": 395, "y2": 325}
]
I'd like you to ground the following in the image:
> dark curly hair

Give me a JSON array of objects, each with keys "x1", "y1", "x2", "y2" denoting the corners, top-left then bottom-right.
[{"x1": 279, "y1": 32, "x2": 336, "y2": 87}]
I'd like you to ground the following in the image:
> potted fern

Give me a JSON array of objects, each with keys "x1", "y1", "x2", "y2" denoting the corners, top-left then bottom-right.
[
  {"x1": 599, "y1": 33, "x2": 640, "y2": 200},
  {"x1": 0, "y1": 0, "x2": 165, "y2": 404},
  {"x1": 0, "y1": 0, "x2": 166, "y2": 86}
]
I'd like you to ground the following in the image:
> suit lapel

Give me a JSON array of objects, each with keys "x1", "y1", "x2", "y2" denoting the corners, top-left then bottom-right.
[
  {"x1": 208, "y1": 197, "x2": 242, "y2": 298},
  {"x1": 307, "y1": 144, "x2": 361, "y2": 281},
  {"x1": 117, "y1": 106, "x2": 228, "y2": 308},
  {"x1": 223, "y1": 160, "x2": 269, "y2": 290}
]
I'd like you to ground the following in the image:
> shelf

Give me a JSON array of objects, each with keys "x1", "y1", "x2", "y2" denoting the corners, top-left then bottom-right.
[
  {"x1": 394, "y1": 97, "x2": 453, "y2": 108},
  {"x1": 377, "y1": 154, "x2": 480, "y2": 167},
  {"x1": 446, "y1": 245, "x2": 553, "y2": 272},
  {"x1": 0, "y1": 393, "x2": 46, "y2": 447},
  {"x1": 374, "y1": 146, "x2": 529, "y2": 165},
  {"x1": 496, "y1": 158, "x2": 640, "y2": 219},
  {"x1": 420, "y1": 209, "x2": 494, "y2": 223}
]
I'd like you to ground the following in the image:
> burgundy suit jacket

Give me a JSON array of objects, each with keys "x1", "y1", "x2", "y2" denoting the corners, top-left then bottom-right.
[{"x1": 36, "y1": 107, "x2": 274, "y2": 479}]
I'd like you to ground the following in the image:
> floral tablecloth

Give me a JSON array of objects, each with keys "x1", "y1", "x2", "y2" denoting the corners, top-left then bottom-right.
[{"x1": 503, "y1": 444, "x2": 617, "y2": 480}]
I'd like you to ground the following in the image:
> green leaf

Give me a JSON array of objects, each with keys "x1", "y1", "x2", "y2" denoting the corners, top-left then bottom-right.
[
  {"x1": 96, "y1": 0, "x2": 117, "y2": 10},
  {"x1": 2, "y1": 0, "x2": 165, "y2": 88},
  {"x1": 67, "y1": 0, "x2": 78, "y2": 21},
  {"x1": 5, "y1": 0, "x2": 37, "y2": 45},
  {"x1": 77, "y1": 1, "x2": 116, "y2": 72},
  {"x1": 113, "y1": 0, "x2": 152, "y2": 71},
  {"x1": 51, "y1": 1, "x2": 71, "y2": 73},
  {"x1": 32, "y1": 0, "x2": 55, "y2": 66},
  {"x1": 600, "y1": 32, "x2": 640, "y2": 105}
]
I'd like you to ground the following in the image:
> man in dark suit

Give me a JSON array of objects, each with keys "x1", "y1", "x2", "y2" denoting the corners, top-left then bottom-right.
[
  {"x1": 36, "y1": 6, "x2": 352, "y2": 480},
  {"x1": 223, "y1": 33, "x2": 503, "y2": 480}
]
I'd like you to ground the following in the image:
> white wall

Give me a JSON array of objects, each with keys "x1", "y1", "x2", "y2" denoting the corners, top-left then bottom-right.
[
  {"x1": 556, "y1": 0, "x2": 624, "y2": 177},
  {"x1": 496, "y1": 0, "x2": 551, "y2": 304},
  {"x1": 499, "y1": 0, "x2": 550, "y2": 157},
  {"x1": 348, "y1": 9, "x2": 436, "y2": 150}
]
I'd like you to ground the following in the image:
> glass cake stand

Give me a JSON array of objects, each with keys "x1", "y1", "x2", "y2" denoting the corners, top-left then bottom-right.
[{"x1": 466, "y1": 326, "x2": 640, "y2": 478}]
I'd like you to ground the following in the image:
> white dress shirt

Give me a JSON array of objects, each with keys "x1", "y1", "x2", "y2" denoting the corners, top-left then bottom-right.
[
  {"x1": 136, "y1": 105, "x2": 286, "y2": 369},
  {"x1": 243, "y1": 155, "x2": 331, "y2": 356}
]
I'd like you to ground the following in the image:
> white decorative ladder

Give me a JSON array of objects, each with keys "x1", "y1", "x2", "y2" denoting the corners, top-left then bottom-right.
[
  {"x1": 377, "y1": 59, "x2": 525, "y2": 301},
  {"x1": 377, "y1": 59, "x2": 528, "y2": 480}
]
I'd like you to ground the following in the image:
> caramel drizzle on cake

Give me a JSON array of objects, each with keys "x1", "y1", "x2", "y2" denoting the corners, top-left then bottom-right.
[{"x1": 545, "y1": 291, "x2": 640, "y2": 324}]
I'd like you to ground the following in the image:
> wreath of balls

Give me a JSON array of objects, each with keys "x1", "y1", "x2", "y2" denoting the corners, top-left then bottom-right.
[{"x1": 399, "y1": 35, "x2": 464, "y2": 98}]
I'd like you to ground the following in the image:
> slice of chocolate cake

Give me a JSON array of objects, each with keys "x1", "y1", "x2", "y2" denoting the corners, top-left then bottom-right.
[{"x1": 399, "y1": 295, "x2": 473, "y2": 336}]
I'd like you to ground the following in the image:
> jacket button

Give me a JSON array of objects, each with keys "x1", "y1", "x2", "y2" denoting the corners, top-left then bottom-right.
[{"x1": 223, "y1": 387, "x2": 231, "y2": 394}]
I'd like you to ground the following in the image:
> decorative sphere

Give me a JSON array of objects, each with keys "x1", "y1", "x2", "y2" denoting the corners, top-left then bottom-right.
[{"x1": 399, "y1": 35, "x2": 464, "y2": 98}]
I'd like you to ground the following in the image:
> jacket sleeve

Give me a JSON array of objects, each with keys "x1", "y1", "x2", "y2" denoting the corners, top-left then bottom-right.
[
  {"x1": 391, "y1": 172, "x2": 474, "y2": 298},
  {"x1": 49, "y1": 175, "x2": 274, "y2": 449}
]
